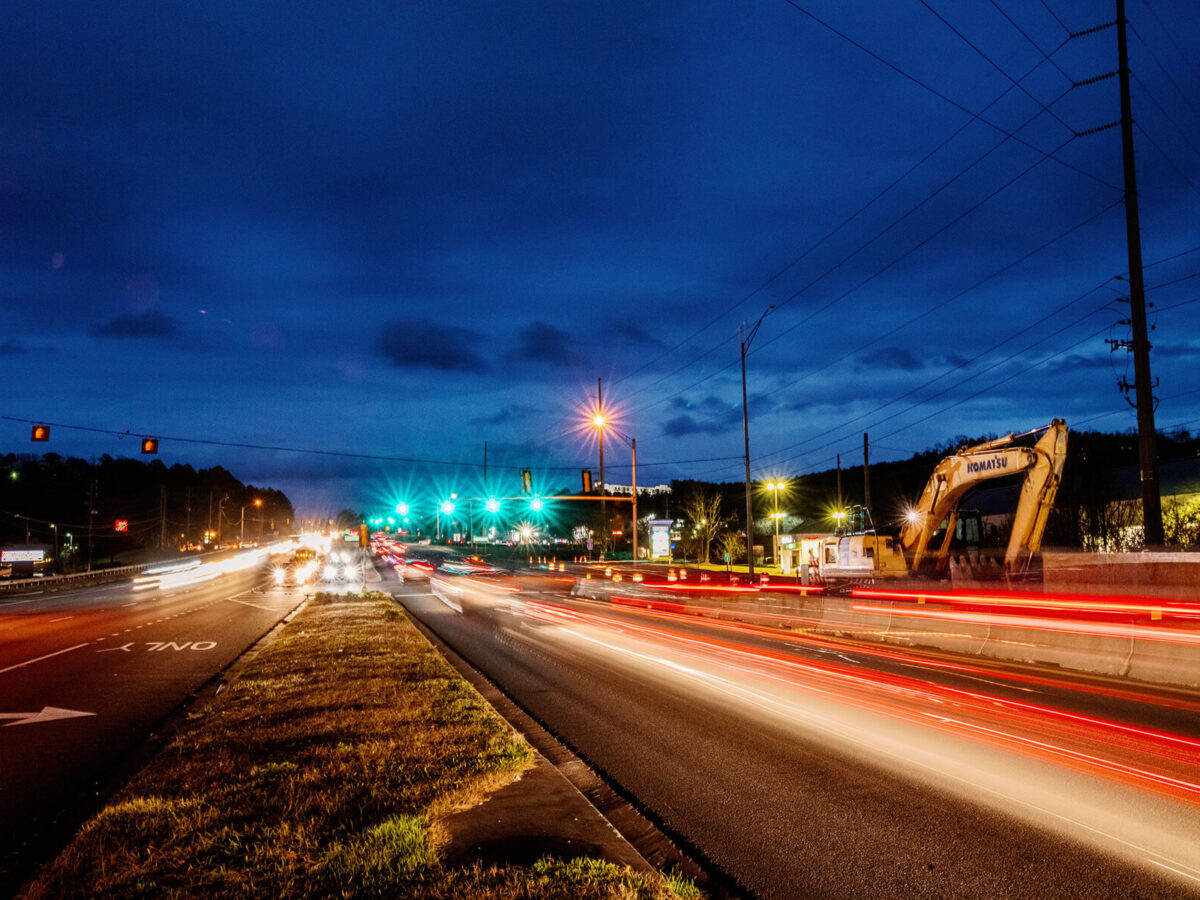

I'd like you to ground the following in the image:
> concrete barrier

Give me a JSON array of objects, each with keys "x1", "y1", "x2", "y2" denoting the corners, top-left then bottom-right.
[
  {"x1": 571, "y1": 579, "x2": 1200, "y2": 690},
  {"x1": 1044, "y1": 551, "x2": 1200, "y2": 597}
]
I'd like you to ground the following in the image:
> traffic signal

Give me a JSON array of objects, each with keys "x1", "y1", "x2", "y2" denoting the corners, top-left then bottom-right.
[
  {"x1": 581, "y1": 469, "x2": 592, "y2": 494},
  {"x1": 485, "y1": 498, "x2": 501, "y2": 513},
  {"x1": 141, "y1": 437, "x2": 159, "y2": 454},
  {"x1": 521, "y1": 469, "x2": 532, "y2": 493},
  {"x1": 31, "y1": 424, "x2": 49, "y2": 442}
]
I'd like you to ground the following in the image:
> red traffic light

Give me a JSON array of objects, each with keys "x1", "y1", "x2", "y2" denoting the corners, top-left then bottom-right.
[
  {"x1": 141, "y1": 437, "x2": 159, "y2": 454},
  {"x1": 31, "y1": 424, "x2": 49, "y2": 442}
]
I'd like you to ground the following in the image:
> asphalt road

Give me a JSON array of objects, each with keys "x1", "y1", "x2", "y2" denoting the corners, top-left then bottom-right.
[
  {"x1": 388, "y1": 562, "x2": 1200, "y2": 899},
  {"x1": 0, "y1": 552, "x2": 310, "y2": 893}
]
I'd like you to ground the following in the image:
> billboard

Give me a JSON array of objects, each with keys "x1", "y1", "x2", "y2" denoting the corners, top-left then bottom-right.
[{"x1": 2, "y1": 549, "x2": 45, "y2": 563}]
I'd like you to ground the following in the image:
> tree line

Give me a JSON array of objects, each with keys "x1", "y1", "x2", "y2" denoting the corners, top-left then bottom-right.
[{"x1": 1, "y1": 452, "x2": 295, "y2": 570}]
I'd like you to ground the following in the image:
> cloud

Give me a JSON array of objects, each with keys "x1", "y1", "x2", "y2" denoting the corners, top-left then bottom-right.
[
  {"x1": 662, "y1": 394, "x2": 743, "y2": 437},
  {"x1": 470, "y1": 404, "x2": 535, "y2": 426},
  {"x1": 607, "y1": 321, "x2": 664, "y2": 348},
  {"x1": 0, "y1": 339, "x2": 40, "y2": 355},
  {"x1": 871, "y1": 347, "x2": 922, "y2": 371},
  {"x1": 88, "y1": 311, "x2": 179, "y2": 340},
  {"x1": 662, "y1": 413, "x2": 736, "y2": 437},
  {"x1": 377, "y1": 319, "x2": 487, "y2": 372},
  {"x1": 512, "y1": 321, "x2": 581, "y2": 366}
]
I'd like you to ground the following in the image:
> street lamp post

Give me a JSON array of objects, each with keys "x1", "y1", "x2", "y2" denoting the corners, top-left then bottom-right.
[
  {"x1": 240, "y1": 498, "x2": 262, "y2": 544},
  {"x1": 591, "y1": 410, "x2": 638, "y2": 564},
  {"x1": 767, "y1": 482, "x2": 785, "y2": 563},
  {"x1": 741, "y1": 306, "x2": 773, "y2": 580},
  {"x1": 596, "y1": 378, "x2": 606, "y2": 560}
]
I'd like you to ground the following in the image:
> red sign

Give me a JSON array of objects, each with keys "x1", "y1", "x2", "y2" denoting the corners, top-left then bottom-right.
[{"x1": 114, "y1": 519, "x2": 128, "y2": 532}]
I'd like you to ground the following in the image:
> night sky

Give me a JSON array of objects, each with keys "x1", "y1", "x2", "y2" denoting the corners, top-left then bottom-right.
[{"x1": 3, "y1": 1, "x2": 1198, "y2": 516}]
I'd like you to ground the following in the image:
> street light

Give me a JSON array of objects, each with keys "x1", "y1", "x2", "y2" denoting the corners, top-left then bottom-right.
[
  {"x1": 438, "y1": 499, "x2": 455, "y2": 540},
  {"x1": 240, "y1": 498, "x2": 262, "y2": 544},
  {"x1": 590, "y1": 408, "x2": 638, "y2": 563},
  {"x1": 741, "y1": 305, "x2": 773, "y2": 579},
  {"x1": 767, "y1": 481, "x2": 786, "y2": 562}
]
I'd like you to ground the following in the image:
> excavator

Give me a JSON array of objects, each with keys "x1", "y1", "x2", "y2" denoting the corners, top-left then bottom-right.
[{"x1": 815, "y1": 419, "x2": 1068, "y2": 588}]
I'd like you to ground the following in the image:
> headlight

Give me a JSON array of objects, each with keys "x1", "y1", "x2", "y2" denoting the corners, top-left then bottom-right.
[
  {"x1": 274, "y1": 568, "x2": 285, "y2": 585},
  {"x1": 324, "y1": 565, "x2": 337, "y2": 581}
]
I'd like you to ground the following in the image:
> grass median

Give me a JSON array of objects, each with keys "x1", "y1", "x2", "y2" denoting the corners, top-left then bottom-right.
[{"x1": 21, "y1": 591, "x2": 688, "y2": 899}]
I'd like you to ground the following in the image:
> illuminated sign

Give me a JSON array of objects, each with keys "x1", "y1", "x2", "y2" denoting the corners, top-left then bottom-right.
[
  {"x1": 115, "y1": 520, "x2": 129, "y2": 532},
  {"x1": 2, "y1": 549, "x2": 45, "y2": 563},
  {"x1": 649, "y1": 520, "x2": 672, "y2": 558}
]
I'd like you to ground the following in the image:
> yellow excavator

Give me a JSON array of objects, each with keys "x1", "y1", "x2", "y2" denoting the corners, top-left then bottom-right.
[{"x1": 815, "y1": 419, "x2": 1068, "y2": 587}]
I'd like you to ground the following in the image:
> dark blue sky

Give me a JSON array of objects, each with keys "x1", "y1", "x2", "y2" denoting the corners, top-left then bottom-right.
[{"x1": 3, "y1": 1, "x2": 1198, "y2": 515}]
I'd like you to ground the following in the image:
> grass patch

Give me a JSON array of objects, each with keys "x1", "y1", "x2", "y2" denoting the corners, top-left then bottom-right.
[{"x1": 21, "y1": 592, "x2": 681, "y2": 899}]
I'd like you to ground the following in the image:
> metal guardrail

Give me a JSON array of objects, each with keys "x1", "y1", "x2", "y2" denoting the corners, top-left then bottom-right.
[{"x1": 0, "y1": 562, "x2": 156, "y2": 594}]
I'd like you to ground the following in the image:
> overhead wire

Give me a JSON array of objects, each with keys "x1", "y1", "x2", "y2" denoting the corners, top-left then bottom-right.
[{"x1": 622, "y1": 2, "x2": 1106, "y2": 420}]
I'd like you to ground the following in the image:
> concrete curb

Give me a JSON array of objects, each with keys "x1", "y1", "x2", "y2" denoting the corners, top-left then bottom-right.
[{"x1": 388, "y1": 587, "x2": 727, "y2": 896}]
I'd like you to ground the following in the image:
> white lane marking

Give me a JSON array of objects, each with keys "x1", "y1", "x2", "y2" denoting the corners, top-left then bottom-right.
[
  {"x1": 0, "y1": 706, "x2": 95, "y2": 727},
  {"x1": 1149, "y1": 859, "x2": 1200, "y2": 885},
  {"x1": 0, "y1": 643, "x2": 91, "y2": 674},
  {"x1": 48, "y1": 616, "x2": 74, "y2": 623}
]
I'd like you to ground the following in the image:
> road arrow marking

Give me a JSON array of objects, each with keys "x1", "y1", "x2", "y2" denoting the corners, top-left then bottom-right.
[{"x1": 0, "y1": 706, "x2": 96, "y2": 727}]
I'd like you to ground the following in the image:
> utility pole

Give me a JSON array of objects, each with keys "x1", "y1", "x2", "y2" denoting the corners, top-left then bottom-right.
[
  {"x1": 740, "y1": 306, "x2": 773, "y2": 580},
  {"x1": 185, "y1": 487, "x2": 192, "y2": 548},
  {"x1": 598, "y1": 377, "x2": 606, "y2": 559},
  {"x1": 863, "y1": 433, "x2": 871, "y2": 513},
  {"x1": 1117, "y1": 0, "x2": 1163, "y2": 546},
  {"x1": 630, "y1": 437, "x2": 638, "y2": 563},
  {"x1": 159, "y1": 485, "x2": 167, "y2": 550},
  {"x1": 836, "y1": 454, "x2": 842, "y2": 511},
  {"x1": 86, "y1": 480, "x2": 97, "y2": 572}
]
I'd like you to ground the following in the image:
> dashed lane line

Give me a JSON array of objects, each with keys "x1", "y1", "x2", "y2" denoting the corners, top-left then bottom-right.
[{"x1": 0, "y1": 643, "x2": 91, "y2": 675}]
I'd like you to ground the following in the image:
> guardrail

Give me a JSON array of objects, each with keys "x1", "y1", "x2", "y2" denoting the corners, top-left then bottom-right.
[{"x1": 0, "y1": 563, "x2": 155, "y2": 595}]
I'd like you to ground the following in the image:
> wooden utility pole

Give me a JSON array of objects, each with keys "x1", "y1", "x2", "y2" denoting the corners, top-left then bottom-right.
[
  {"x1": 863, "y1": 433, "x2": 871, "y2": 512},
  {"x1": 836, "y1": 454, "x2": 842, "y2": 511},
  {"x1": 1117, "y1": 0, "x2": 1163, "y2": 546}
]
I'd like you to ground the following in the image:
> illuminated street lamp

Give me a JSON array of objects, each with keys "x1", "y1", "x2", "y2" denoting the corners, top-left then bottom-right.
[
  {"x1": 485, "y1": 498, "x2": 500, "y2": 513},
  {"x1": 395, "y1": 502, "x2": 409, "y2": 516},
  {"x1": 589, "y1": 395, "x2": 638, "y2": 562},
  {"x1": 437, "y1": 499, "x2": 456, "y2": 541},
  {"x1": 766, "y1": 481, "x2": 787, "y2": 561},
  {"x1": 240, "y1": 498, "x2": 262, "y2": 543}
]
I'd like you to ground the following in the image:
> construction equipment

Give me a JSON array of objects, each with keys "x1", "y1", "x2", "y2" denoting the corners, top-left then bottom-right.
[{"x1": 816, "y1": 420, "x2": 1068, "y2": 587}]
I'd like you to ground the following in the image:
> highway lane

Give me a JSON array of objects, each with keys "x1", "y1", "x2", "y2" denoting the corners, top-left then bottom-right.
[
  {"x1": 389, "y1": 564, "x2": 1200, "y2": 899},
  {"x1": 0, "y1": 552, "x2": 310, "y2": 893}
]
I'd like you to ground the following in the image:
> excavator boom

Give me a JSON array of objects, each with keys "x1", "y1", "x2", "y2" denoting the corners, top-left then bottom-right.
[{"x1": 899, "y1": 419, "x2": 1068, "y2": 575}]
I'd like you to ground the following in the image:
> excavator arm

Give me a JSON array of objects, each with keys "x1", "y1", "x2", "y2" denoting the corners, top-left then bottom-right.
[{"x1": 899, "y1": 419, "x2": 1068, "y2": 574}]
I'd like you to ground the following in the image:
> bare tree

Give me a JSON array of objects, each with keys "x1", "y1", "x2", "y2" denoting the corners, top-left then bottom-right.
[
  {"x1": 679, "y1": 489, "x2": 724, "y2": 563},
  {"x1": 717, "y1": 530, "x2": 745, "y2": 567}
]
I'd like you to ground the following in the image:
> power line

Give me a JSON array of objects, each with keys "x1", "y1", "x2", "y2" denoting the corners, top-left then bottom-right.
[
  {"x1": 920, "y1": 0, "x2": 1076, "y2": 135},
  {"x1": 776, "y1": 0, "x2": 1117, "y2": 187}
]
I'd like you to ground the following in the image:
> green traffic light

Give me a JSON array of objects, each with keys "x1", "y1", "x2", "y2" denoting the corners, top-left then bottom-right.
[{"x1": 485, "y1": 498, "x2": 500, "y2": 513}]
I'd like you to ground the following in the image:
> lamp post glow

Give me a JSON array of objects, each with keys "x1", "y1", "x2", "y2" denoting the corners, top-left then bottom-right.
[
  {"x1": 240, "y1": 498, "x2": 262, "y2": 543},
  {"x1": 767, "y1": 482, "x2": 786, "y2": 561},
  {"x1": 589, "y1": 400, "x2": 638, "y2": 563}
]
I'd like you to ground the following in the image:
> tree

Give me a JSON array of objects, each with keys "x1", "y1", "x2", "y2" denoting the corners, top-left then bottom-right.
[
  {"x1": 335, "y1": 509, "x2": 363, "y2": 531},
  {"x1": 678, "y1": 488, "x2": 724, "y2": 563},
  {"x1": 717, "y1": 530, "x2": 745, "y2": 567}
]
